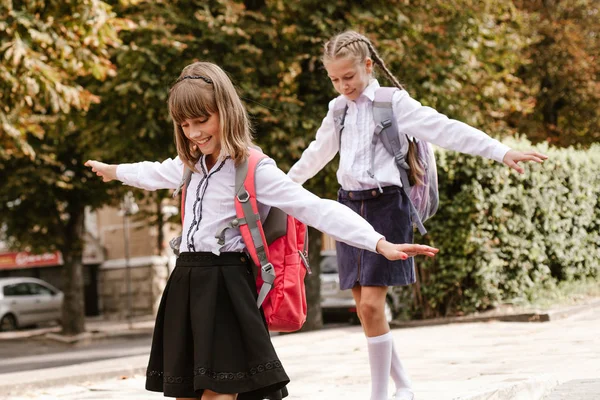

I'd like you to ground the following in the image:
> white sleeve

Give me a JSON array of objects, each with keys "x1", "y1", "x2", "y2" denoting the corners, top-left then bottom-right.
[
  {"x1": 393, "y1": 90, "x2": 511, "y2": 163},
  {"x1": 116, "y1": 157, "x2": 184, "y2": 191},
  {"x1": 257, "y1": 159, "x2": 384, "y2": 253},
  {"x1": 287, "y1": 99, "x2": 339, "y2": 184}
]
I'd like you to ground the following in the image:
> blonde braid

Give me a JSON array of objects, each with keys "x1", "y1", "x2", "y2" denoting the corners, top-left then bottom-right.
[{"x1": 362, "y1": 41, "x2": 404, "y2": 90}]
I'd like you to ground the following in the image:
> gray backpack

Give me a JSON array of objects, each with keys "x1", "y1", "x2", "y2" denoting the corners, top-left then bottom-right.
[{"x1": 333, "y1": 87, "x2": 439, "y2": 235}]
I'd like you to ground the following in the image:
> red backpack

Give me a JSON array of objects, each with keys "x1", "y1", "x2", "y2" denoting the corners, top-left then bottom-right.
[{"x1": 172, "y1": 148, "x2": 311, "y2": 332}]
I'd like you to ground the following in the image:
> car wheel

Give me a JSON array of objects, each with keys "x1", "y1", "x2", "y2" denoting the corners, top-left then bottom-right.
[
  {"x1": 385, "y1": 297, "x2": 395, "y2": 323},
  {"x1": 0, "y1": 314, "x2": 18, "y2": 332}
]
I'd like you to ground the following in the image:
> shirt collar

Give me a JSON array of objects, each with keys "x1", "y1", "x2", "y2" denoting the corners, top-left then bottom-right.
[{"x1": 360, "y1": 79, "x2": 380, "y2": 102}]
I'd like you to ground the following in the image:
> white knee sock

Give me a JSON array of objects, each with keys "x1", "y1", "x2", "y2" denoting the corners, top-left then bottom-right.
[
  {"x1": 391, "y1": 340, "x2": 413, "y2": 396},
  {"x1": 367, "y1": 332, "x2": 393, "y2": 400}
]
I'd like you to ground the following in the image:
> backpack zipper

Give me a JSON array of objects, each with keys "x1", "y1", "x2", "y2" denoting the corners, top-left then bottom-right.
[{"x1": 299, "y1": 229, "x2": 312, "y2": 274}]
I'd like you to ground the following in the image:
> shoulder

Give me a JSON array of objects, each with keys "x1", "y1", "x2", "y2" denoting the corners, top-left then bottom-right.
[
  {"x1": 328, "y1": 98, "x2": 337, "y2": 110},
  {"x1": 390, "y1": 87, "x2": 410, "y2": 103},
  {"x1": 256, "y1": 156, "x2": 277, "y2": 171},
  {"x1": 255, "y1": 156, "x2": 285, "y2": 177},
  {"x1": 391, "y1": 88, "x2": 423, "y2": 114},
  {"x1": 328, "y1": 95, "x2": 348, "y2": 111}
]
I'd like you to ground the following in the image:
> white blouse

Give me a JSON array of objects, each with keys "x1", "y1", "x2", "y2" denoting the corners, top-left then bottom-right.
[
  {"x1": 287, "y1": 79, "x2": 512, "y2": 190},
  {"x1": 117, "y1": 155, "x2": 384, "y2": 255}
]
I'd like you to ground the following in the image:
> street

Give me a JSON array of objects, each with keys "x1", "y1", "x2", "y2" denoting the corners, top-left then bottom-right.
[{"x1": 0, "y1": 334, "x2": 151, "y2": 374}]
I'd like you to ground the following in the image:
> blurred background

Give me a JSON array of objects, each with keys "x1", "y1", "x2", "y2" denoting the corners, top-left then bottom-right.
[{"x1": 0, "y1": 0, "x2": 598, "y2": 337}]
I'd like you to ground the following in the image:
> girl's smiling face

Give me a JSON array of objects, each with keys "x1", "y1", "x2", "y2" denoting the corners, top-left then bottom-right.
[
  {"x1": 325, "y1": 57, "x2": 373, "y2": 101},
  {"x1": 180, "y1": 112, "x2": 222, "y2": 161}
]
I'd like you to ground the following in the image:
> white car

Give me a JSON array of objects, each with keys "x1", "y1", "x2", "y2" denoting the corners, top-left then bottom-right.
[
  {"x1": 0, "y1": 277, "x2": 63, "y2": 331},
  {"x1": 320, "y1": 251, "x2": 398, "y2": 324}
]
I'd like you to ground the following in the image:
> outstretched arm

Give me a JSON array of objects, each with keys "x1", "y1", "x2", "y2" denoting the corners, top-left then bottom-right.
[
  {"x1": 393, "y1": 90, "x2": 548, "y2": 169},
  {"x1": 287, "y1": 99, "x2": 340, "y2": 185},
  {"x1": 258, "y1": 159, "x2": 438, "y2": 261},
  {"x1": 84, "y1": 157, "x2": 184, "y2": 190}
]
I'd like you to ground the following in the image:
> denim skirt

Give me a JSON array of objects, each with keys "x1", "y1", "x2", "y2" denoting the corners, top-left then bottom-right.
[
  {"x1": 145, "y1": 252, "x2": 289, "y2": 399},
  {"x1": 336, "y1": 186, "x2": 415, "y2": 290}
]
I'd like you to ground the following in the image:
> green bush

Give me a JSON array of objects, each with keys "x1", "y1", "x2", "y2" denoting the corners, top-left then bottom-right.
[{"x1": 408, "y1": 138, "x2": 600, "y2": 318}]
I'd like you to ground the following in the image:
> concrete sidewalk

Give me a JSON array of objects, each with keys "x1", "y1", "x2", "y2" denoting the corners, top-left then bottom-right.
[{"x1": 1, "y1": 304, "x2": 599, "y2": 400}]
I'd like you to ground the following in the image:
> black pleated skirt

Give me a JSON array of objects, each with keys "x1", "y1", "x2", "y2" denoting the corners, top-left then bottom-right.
[{"x1": 145, "y1": 252, "x2": 289, "y2": 399}]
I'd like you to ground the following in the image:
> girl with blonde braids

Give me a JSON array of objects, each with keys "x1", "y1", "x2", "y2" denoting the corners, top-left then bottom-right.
[{"x1": 288, "y1": 31, "x2": 547, "y2": 400}]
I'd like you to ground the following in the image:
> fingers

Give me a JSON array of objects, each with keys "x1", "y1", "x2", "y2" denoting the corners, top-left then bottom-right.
[
  {"x1": 396, "y1": 244, "x2": 439, "y2": 258},
  {"x1": 519, "y1": 153, "x2": 546, "y2": 163},
  {"x1": 509, "y1": 151, "x2": 549, "y2": 165},
  {"x1": 525, "y1": 151, "x2": 549, "y2": 160},
  {"x1": 506, "y1": 160, "x2": 525, "y2": 174},
  {"x1": 85, "y1": 160, "x2": 110, "y2": 181},
  {"x1": 392, "y1": 251, "x2": 409, "y2": 261},
  {"x1": 85, "y1": 160, "x2": 100, "y2": 172}
]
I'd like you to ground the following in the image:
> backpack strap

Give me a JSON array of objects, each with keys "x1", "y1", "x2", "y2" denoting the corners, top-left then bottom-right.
[
  {"x1": 332, "y1": 95, "x2": 349, "y2": 147},
  {"x1": 372, "y1": 87, "x2": 427, "y2": 235},
  {"x1": 214, "y1": 148, "x2": 274, "y2": 308}
]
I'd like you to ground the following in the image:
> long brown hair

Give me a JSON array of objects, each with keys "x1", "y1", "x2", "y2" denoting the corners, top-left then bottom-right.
[
  {"x1": 323, "y1": 31, "x2": 424, "y2": 185},
  {"x1": 168, "y1": 62, "x2": 253, "y2": 171}
]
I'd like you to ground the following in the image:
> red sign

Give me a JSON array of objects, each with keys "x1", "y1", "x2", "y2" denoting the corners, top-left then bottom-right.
[{"x1": 0, "y1": 251, "x2": 63, "y2": 270}]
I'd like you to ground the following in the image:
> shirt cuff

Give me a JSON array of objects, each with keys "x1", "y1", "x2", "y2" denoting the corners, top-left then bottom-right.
[
  {"x1": 491, "y1": 143, "x2": 511, "y2": 164},
  {"x1": 367, "y1": 233, "x2": 385, "y2": 253},
  {"x1": 116, "y1": 164, "x2": 137, "y2": 186}
]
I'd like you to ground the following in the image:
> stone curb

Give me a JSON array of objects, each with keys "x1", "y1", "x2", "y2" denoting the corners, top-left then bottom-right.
[
  {"x1": 390, "y1": 299, "x2": 600, "y2": 329},
  {"x1": 0, "y1": 317, "x2": 155, "y2": 342}
]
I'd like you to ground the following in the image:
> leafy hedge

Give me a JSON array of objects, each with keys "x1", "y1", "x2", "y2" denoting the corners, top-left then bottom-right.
[{"x1": 406, "y1": 138, "x2": 600, "y2": 318}]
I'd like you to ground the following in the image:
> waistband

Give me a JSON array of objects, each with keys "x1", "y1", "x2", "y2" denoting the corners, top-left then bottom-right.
[
  {"x1": 176, "y1": 252, "x2": 250, "y2": 267},
  {"x1": 338, "y1": 185, "x2": 401, "y2": 201}
]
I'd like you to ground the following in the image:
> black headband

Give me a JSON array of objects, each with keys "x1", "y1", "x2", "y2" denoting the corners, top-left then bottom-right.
[{"x1": 176, "y1": 75, "x2": 213, "y2": 84}]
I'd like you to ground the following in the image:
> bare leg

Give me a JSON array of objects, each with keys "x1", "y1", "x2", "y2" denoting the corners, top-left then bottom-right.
[
  {"x1": 201, "y1": 390, "x2": 238, "y2": 400},
  {"x1": 354, "y1": 285, "x2": 389, "y2": 337},
  {"x1": 352, "y1": 285, "x2": 413, "y2": 399}
]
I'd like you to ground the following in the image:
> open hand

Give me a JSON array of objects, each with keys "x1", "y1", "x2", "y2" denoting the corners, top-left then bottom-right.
[
  {"x1": 376, "y1": 240, "x2": 439, "y2": 261},
  {"x1": 84, "y1": 160, "x2": 118, "y2": 182},
  {"x1": 503, "y1": 150, "x2": 548, "y2": 174}
]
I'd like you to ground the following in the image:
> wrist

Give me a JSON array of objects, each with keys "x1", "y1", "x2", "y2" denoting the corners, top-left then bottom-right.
[
  {"x1": 111, "y1": 164, "x2": 120, "y2": 181},
  {"x1": 376, "y1": 238, "x2": 387, "y2": 255}
]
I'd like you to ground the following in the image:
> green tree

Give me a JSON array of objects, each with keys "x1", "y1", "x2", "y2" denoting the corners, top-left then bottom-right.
[
  {"x1": 512, "y1": 0, "x2": 600, "y2": 147},
  {"x1": 0, "y1": 0, "x2": 119, "y2": 158},
  {"x1": 0, "y1": 0, "x2": 120, "y2": 336}
]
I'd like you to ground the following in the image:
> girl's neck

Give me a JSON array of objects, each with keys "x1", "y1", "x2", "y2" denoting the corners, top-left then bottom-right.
[{"x1": 205, "y1": 154, "x2": 217, "y2": 171}]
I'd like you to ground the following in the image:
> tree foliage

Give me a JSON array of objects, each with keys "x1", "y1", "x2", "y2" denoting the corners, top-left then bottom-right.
[
  {"x1": 0, "y1": 0, "x2": 119, "y2": 158},
  {"x1": 512, "y1": 0, "x2": 600, "y2": 146}
]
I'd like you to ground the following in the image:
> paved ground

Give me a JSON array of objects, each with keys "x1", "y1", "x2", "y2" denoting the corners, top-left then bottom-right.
[
  {"x1": 1, "y1": 305, "x2": 599, "y2": 400},
  {"x1": 542, "y1": 379, "x2": 600, "y2": 400}
]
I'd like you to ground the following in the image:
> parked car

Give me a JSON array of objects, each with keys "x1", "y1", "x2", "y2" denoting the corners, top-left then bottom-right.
[
  {"x1": 0, "y1": 277, "x2": 63, "y2": 331},
  {"x1": 320, "y1": 251, "x2": 402, "y2": 324}
]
